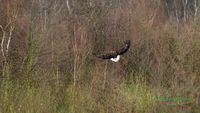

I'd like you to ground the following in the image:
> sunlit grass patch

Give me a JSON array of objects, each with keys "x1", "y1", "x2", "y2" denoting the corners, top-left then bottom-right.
[
  {"x1": 117, "y1": 76, "x2": 157, "y2": 112},
  {"x1": 65, "y1": 84, "x2": 96, "y2": 113}
]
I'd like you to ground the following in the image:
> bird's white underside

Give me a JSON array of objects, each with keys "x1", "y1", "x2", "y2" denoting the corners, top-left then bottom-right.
[{"x1": 110, "y1": 55, "x2": 120, "y2": 62}]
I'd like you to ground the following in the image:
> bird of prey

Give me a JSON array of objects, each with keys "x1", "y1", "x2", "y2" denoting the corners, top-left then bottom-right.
[{"x1": 95, "y1": 40, "x2": 130, "y2": 62}]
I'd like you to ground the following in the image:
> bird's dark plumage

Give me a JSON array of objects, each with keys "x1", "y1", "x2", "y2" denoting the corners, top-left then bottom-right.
[
  {"x1": 95, "y1": 40, "x2": 130, "y2": 60},
  {"x1": 116, "y1": 40, "x2": 130, "y2": 55},
  {"x1": 96, "y1": 52, "x2": 118, "y2": 59}
]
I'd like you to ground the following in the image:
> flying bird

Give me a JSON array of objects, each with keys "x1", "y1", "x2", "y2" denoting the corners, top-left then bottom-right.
[{"x1": 95, "y1": 40, "x2": 130, "y2": 62}]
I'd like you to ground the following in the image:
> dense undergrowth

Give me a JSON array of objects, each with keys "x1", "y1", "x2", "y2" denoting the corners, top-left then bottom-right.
[{"x1": 0, "y1": 0, "x2": 200, "y2": 113}]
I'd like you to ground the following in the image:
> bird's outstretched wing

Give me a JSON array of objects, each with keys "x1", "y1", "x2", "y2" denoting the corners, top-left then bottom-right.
[
  {"x1": 95, "y1": 52, "x2": 117, "y2": 59},
  {"x1": 94, "y1": 40, "x2": 130, "y2": 60},
  {"x1": 116, "y1": 40, "x2": 130, "y2": 55}
]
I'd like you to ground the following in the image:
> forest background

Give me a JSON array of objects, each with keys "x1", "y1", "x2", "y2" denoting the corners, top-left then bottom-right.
[{"x1": 0, "y1": 0, "x2": 200, "y2": 113}]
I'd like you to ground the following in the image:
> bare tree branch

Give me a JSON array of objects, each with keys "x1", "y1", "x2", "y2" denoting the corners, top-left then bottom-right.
[
  {"x1": 0, "y1": 25, "x2": 6, "y2": 61},
  {"x1": 66, "y1": 0, "x2": 73, "y2": 15},
  {"x1": 194, "y1": 0, "x2": 200, "y2": 19},
  {"x1": 6, "y1": 26, "x2": 14, "y2": 54}
]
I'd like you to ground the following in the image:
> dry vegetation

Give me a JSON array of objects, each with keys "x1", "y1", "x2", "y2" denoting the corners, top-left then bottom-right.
[{"x1": 0, "y1": 0, "x2": 200, "y2": 113}]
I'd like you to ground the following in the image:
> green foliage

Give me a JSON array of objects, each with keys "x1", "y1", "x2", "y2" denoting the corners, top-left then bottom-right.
[
  {"x1": 121, "y1": 76, "x2": 157, "y2": 112},
  {"x1": 26, "y1": 30, "x2": 35, "y2": 75}
]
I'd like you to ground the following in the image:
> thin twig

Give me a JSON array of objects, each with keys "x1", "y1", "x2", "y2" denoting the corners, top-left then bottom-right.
[
  {"x1": 6, "y1": 26, "x2": 14, "y2": 54},
  {"x1": 103, "y1": 61, "x2": 108, "y2": 89},
  {"x1": 0, "y1": 25, "x2": 6, "y2": 61}
]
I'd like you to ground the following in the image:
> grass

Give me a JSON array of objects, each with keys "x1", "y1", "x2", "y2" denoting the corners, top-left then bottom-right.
[
  {"x1": 0, "y1": 69, "x2": 156, "y2": 113},
  {"x1": 1, "y1": 69, "x2": 199, "y2": 113}
]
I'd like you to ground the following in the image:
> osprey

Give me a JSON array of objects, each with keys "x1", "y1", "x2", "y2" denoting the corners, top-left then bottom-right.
[{"x1": 95, "y1": 40, "x2": 130, "y2": 62}]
